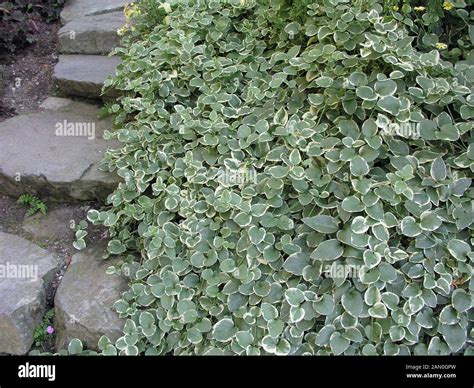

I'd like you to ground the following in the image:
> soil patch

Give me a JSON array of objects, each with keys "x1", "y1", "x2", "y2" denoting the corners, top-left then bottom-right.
[{"x1": 0, "y1": 20, "x2": 61, "y2": 121}]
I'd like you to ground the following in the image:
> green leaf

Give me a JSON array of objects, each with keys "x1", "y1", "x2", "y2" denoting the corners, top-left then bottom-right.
[
  {"x1": 440, "y1": 306, "x2": 458, "y2": 325},
  {"x1": 329, "y1": 332, "x2": 350, "y2": 355},
  {"x1": 308, "y1": 93, "x2": 324, "y2": 106},
  {"x1": 356, "y1": 86, "x2": 377, "y2": 101},
  {"x1": 389, "y1": 326, "x2": 405, "y2": 342},
  {"x1": 249, "y1": 226, "x2": 266, "y2": 245},
  {"x1": 363, "y1": 250, "x2": 381, "y2": 270},
  {"x1": 342, "y1": 99, "x2": 357, "y2": 115},
  {"x1": 311, "y1": 239, "x2": 344, "y2": 261},
  {"x1": 341, "y1": 196, "x2": 364, "y2": 212},
  {"x1": 213, "y1": 318, "x2": 235, "y2": 342},
  {"x1": 362, "y1": 344, "x2": 377, "y2": 355},
  {"x1": 430, "y1": 157, "x2": 446, "y2": 181},
  {"x1": 351, "y1": 216, "x2": 369, "y2": 234},
  {"x1": 125, "y1": 345, "x2": 139, "y2": 355},
  {"x1": 368, "y1": 302, "x2": 388, "y2": 318},
  {"x1": 377, "y1": 96, "x2": 401, "y2": 116},
  {"x1": 283, "y1": 253, "x2": 310, "y2": 276},
  {"x1": 68, "y1": 339, "x2": 83, "y2": 355},
  {"x1": 400, "y1": 216, "x2": 422, "y2": 237},
  {"x1": 420, "y1": 211, "x2": 442, "y2": 231},
  {"x1": 315, "y1": 324, "x2": 336, "y2": 346},
  {"x1": 254, "y1": 281, "x2": 271, "y2": 297},
  {"x1": 313, "y1": 294, "x2": 335, "y2": 315},
  {"x1": 268, "y1": 319, "x2": 285, "y2": 338},
  {"x1": 235, "y1": 331, "x2": 254, "y2": 348},
  {"x1": 251, "y1": 203, "x2": 269, "y2": 217},
  {"x1": 315, "y1": 76, "x2": 333, "y2": 87},
  {"x1": 302, "y1": 215, "x2": 339, "y2": 234},
  {"x1": 374, "y1": 79, "x2": 397, "y2": 96},
  {"x1": 255, "y1": 119, "x2": 269, "y2": 133},
  {"x1": 139, "y1": 311, "x2": 155, "y2": 327},
  {"x1": 350, "y1": 156, "x2": 370, "y2": 176},
  {"x1": 262, "y1": 335, "x2": 277, "y2": 353},
  {"x1": 73, "y1": 239, "x2": 86, "y2": 251},
  {"x1": 273, "y1": 107, "x2": 288, "y2": 126},
  {"x1": 348, "y1": 72, "x2": 368, "y2": 87},
  {"x1": 442, "y1": 324, "x2": 466, "y2": 353},
  {"x1": 416, "y1": 76, "x2": 434, "y2": 91},
  {"x1": 289, "y1": 306, "x2": 305, "y2": 322},
  {"x1": 268, "y1": 165, "x2": 289, "y2": 179},
  {"x1": 341, "y1": 288, "x2": 364, "y2": 317},
  {"x1": 107, "y1": 240, "x2": 126, "y2": 255},
  {"x1": 447, "y1": 239, "x2": 471, "y2": 261},
  {"x1": 261, "y1": 302, "x2": 278, "y2": 321},
  {"x1": 452, "y1": 290, "x2": 472, "y2": 313},
  {"x1": 289, "y1": 149, "x2": 301, "y2": 165},
  {"x1": 408, "y1": 296, "x2": 424, "y2": 314},
  {"x1": 285, "y1": 288, "x2": 305, "y2": 307},
  {"x1": 102, "y1": 344, "x2": 118, "y2": 356},
  {"x1": 263, "y1": 246, "x2": 280, "y2": 262},
  {"x1": 275, "y1": 339, "x2": 291, "y2": 355},
  {"x1": 234, "y1": 212, "x2": 251, "y2": 227}
]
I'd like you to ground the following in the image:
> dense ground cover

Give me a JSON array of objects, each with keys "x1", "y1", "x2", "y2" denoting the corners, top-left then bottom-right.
[{"x1": 69, "y1": 0, "x2": 474, "y2": 355}]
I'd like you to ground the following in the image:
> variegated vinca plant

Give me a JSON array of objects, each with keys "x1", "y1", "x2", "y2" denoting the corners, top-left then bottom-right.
[{"x1": 78, "y1": 0, "x2": 473, "y2": 355}]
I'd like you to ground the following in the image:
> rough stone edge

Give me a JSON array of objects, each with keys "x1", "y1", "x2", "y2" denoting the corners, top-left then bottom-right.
[{"x1": 0, "y1": 166, "x2": 120, "y2": 203}]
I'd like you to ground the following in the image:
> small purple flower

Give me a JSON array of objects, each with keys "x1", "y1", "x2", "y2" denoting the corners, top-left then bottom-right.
[{"x1": 46, "y1": 326, "x2": 55, "y2": 335}]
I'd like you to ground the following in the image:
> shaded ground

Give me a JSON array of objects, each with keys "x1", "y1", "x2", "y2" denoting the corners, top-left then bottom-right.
[
  {"x1": 0, "y1": 196, "x2": 108, "y2": 305},
  {"x1": 0, "y1": 196, "x2": 107, "y2": 256},
  {"x1": 0, "y1": 195, "x2": 109, "y2": 353},
  {"x1": 0, "y1": 20, "x2": 61, "y2": 122}
]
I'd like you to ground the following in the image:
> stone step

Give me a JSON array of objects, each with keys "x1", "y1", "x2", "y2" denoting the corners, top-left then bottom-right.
[
  {"x1": 61, "y1": 0, "x2": 136, "y2": 24},
  {"x1": 0, "y1": 231, "x2": 59, "y2": 355},
  {"x1": 53, "y1": 55, "x2": 121, "y2": 100},
  {"x1": 0, "y1": 97, "x2": 121, "y2": 202},
  {"x1": 55, "y1": 244, "x2": 127, "y2": 351},
  {"x1": 58, "y1": 12, "x2": 125, "y2": 55}
]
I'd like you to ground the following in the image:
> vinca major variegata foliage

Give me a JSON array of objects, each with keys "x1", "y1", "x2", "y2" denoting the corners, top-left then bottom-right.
[{"x1": 83, "y1": 0, "x2": 473, "y2": 355}]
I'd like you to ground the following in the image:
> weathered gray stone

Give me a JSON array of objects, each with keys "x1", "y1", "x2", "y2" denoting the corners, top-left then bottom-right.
[
  {"x1": 0, "y1": 232, "x2": 59, "y2": 355},
  {"x1": 0, "y1": 65, "x2": 5, "y2": 96},
  {"x1": 58, "y1": 12, "x2": 125, "y2": 55},
  {"x1": 22, "y1": 207, "x2": 78, "y2": 241},
  {"x1": 60, "y1": 0, "x2": 136, "y2": 24},
  {"x1": 0, "y1": 97, "x2": 121, "y2": 202},
  {"x1": 55, "y1": 245, "x2": 127, "y2": 351},
  {"x1": 38, "y1": 96, "x2": 73, "y2": 111},
  {"x1": 53, "y1": 55, "x2": 121, "y2": 100}
]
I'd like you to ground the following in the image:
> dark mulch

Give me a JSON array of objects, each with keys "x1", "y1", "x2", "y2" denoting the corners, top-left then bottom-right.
[{"x1": 0, "y1": 20, "x2": 61, "y2": 122}]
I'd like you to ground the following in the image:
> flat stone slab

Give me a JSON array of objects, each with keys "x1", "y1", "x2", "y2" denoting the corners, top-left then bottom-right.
[
  {"x1": 0, "y1": 232, "x2": 59, "y2": 355},
  {"x1": 58, "y1": 12, "x2": 125, "y2": 55},
  {"x1": 54, "y1": 55, "x2": 121, "y2": 100},
  {"x1": 22, "y1": 207, "x2": 79, "y2": 241},
  {"x1": 0, "y1": 97, "x2": 120, "y2": 202},
  {"x1": 55, "y1": 245, "x2": 127, "y2": 351},
  {"x1": 61, "y1": 0, "x2": 136, "y2": 24}
]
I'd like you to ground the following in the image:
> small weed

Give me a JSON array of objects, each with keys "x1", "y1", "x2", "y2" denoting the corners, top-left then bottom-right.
[
  {"x1": 33, "y1": 309, "x2": 55, "y2": 348},
  {"x1": 97, "y1": 102, "x2": 114, "y2": 120},
  {"x1": 17, "y1": 194, "x2": 47, "y2": 217}
]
